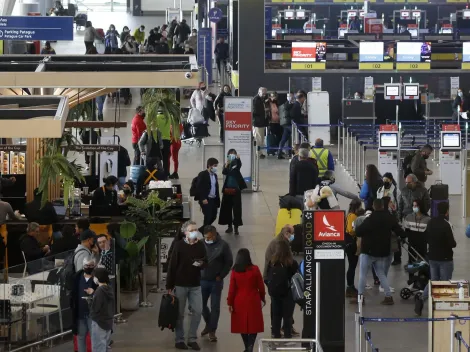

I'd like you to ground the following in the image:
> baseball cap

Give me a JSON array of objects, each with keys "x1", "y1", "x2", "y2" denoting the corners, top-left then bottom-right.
[{"x1": 80, "y1": 229, "x2": 96, "y2": 242}]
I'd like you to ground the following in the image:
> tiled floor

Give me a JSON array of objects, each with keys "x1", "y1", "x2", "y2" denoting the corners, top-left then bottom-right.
[{"x1": 45, "y1": 14, "x2": 470, "y2": 352}]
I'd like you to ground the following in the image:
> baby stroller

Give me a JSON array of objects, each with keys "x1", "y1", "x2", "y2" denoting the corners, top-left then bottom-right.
[{"x1": 399, "y1": 239, "x2": 430, "y2": 301}]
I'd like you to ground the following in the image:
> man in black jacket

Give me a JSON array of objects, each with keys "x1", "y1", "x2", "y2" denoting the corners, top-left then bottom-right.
[
  {"x1": 292, "y1": 91, "x2": 307, "y2": 139},
  {"x1": 114, "y1": 135, "x2": 131, "y2": 185},
  {"x1": 278, "y1": 92, "x2": 295, "y2": 159},
  {"x1": 214, "y1": 37, "x2": 229, "y2": 74},
  {"x1": 196, "y1": 158, "x2": 220, "y2": 231},
  {"x1": 253, "y1": 87, "x2": 269, "y2": 159},
  {"x1": 353, "y1": 199, "x2": 404, "y2": 306},
  {"x1": 410, "y1": 144, "x2": 433, "y2": 185},
  {"x1": 415, "y1": 201, "x2": 456, "y2": 316},
  {"x1": 289, "y1": 148, "x2": 318, "y2": 197},
  {"x1": 200, "y1": 225, "x2": 233, "y2": 342},
  {"x1": 23, "y1": 188, "x2": 58, "y2": 225},
  {"x1": 175, "y1": 19, "x2": 191, "y2": 45},
  {"x1": 20, "y1": 222, "x2": 51, "y2": 273}
]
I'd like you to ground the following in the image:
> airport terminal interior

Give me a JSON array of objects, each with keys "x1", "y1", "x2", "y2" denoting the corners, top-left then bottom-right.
[{"x1": 2, "y1": 0, "x2": 470, "y2": 351}]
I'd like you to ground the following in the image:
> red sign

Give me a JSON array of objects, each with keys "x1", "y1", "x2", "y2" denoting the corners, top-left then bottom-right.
[
  {"x1": 313, "y1": 211, "x2": 345, "y2": 242},
  {"x1": 291, "y1": 42, "x2": 317, "y2": 62},
  {"x1": 224, "y1": 98, "x2": 252, "y2": 131},
  {"x1": 364, "y1": 18, "x2": 383, "y2": 34},
  {"x1": 379, "y1": 125, "x2": 398, "y2": 132},
  {"x1": 442, "y1": 124, "x2": 461, "y2": 131}
]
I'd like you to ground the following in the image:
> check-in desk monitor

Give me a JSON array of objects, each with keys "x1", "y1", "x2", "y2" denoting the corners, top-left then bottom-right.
[
  {"x1": 380, "y1": 132, "x2": 399, "y2": 149},
  {"x1": 384, "y1": 84, "x2": 401, "y2": 100},
  {"x1": 441, "y1": 132, "x2": 461, "y2": 149}
]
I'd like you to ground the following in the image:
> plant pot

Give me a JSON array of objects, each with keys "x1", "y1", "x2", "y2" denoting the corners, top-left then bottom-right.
[
  {"x1": 144, "y1": 265, "x2": 159, "y2": 285},
  {"x1": 120, "y1": 290, "x2": 140, "y2": 311}
]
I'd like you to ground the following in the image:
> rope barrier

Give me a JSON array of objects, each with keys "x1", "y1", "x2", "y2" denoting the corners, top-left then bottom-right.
[
  {"x1": 363, "y1": 323, "x2": 379, "y2": 351},
  {"x1": 458, "y1": 332, "x2": 470, "y2": 349},
  {"x1": 362, "y1": 316, "x2": 470, "y2": 323}
]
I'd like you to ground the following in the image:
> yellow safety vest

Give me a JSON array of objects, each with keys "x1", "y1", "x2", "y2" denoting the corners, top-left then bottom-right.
[{"x1": 311, "y1": 148, "x2": 329, "y2": 177}]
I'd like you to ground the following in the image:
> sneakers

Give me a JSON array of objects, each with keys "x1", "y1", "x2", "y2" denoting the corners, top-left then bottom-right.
[
  {"x1": 291, "y1": 327, "x2": 300, "y2": 337},
  {"x1": 187, "y1": 342, "x2": 201, "y2": 350},
  {"x1": 346, "y1": 286, "x2": 358, "y2": 298},
  {"x1": 225, "y1": 227, "x2": 233, "y2": 234},
  {"x1": 379, "y1": 286, "x2": 395, "y2": 293},
  {"x1": 175, "y1": 342, "x2": 189, "y2": 350},
  {"x1": 414, "y1": 299, "x2": 424, "y2": 316},
  {"x1": 381, "y1": 296, "x2": 394, "y2": 305},
  {"x1": 208, "y1": 332, "x2": 217, "y2": 342},
  {"x1": 201, "y1": 326, "x2": 210, "y2": 337},
  {"x1": 169, "y1": 172, "x2": 179, "y2": 179}
]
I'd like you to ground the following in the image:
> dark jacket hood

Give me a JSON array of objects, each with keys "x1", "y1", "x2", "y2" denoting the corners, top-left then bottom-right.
[{"x1": 97, "y1": 284, "x2": 114, "y2": 298}]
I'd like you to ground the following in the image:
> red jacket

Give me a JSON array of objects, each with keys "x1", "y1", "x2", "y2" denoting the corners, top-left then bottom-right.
[
  {"x1": 227, "y1": 265, "x2": 265, "y2": 334},
  {"x1": 131, "y1": 115, "x2": 146, "y2": 144}
]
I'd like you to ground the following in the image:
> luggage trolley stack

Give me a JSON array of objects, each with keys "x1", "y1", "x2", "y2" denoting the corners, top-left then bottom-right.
[{"x1": 399, "y1": 239, "x2": 430, "y2": 301}]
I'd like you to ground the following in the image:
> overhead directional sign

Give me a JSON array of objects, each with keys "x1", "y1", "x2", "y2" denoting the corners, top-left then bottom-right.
[
  {"x1": 0, "y1": 16, "x2": 73, "y2": 41},
  {"x1": 208, "y1": 8, "x2": 223, "y2": 23}
]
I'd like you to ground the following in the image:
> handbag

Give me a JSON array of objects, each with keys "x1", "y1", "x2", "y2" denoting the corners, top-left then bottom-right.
[{"x1": 223, "y1": 188, "x2": 237, "y2": 195}]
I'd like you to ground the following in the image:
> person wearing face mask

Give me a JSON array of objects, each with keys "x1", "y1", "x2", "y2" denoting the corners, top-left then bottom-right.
[
  {"x1": 105, "y1": 24, "x2": 120, "y2": 53},
  {"x1": 403, "y1": 199, "x2": 431, "y2": 282},
  {"x1": 219, "y1": 149, "x2": 247, "y2": 235},
  {"x1": 155, "y1": 36, "x2": 170, "y2": 54},
  {"x1": 185, "y1": 28, "x2": 198, "y2": 52},
  {"x1": 190, "y1": 82, "x2": 210, "y2": 113},
  {"x1": 89, "y1": 268, "x2": 114, "y2": 352},
  {"x1": 133, "y1": 25, "x2": 145, "y2": 45},
  {"x1": 123, "y1": 35, "x2": 137, "y2": 54},
  {"x1": 74, "y1": 230, "x2": 100, "y2": 273},
  {"x1": 200, "y1": 226, "x2": 233, "y2": 342},
  {"x1": 71, "y1": 257, "x2": 98, "y2": 352},
  {"x1": 131, "y1": 106, "x2": 147, "y2": 165},
  {"x1": 398, "y1": 174, "x2": 431, "y2": 223},
  {"x1": 166, "y1": 221, "x2": 207, "y2": 351},
  {"x1": 175, "y1": 19, "x2": 191, "y2": 46},
  {"x1": 91, "y1": 176, "x2": 119, "y2": 216},
  {"x1": 410, "y1": 144, "x2": 433, "y2": 185},
  {"x1": 253, "y1": 87, "x2": 270, "y2": 159},
  {"x1": 376, "y1": 172, "x2": 398, "y2": 208},
  {"x1": 196, "y1": 158, "x2": 221, "y2": 231},
  {"x1": 120, "y1": 26, "x2": 130, "y2": 43},
  {"x1": 214, "y1": 85, "x2": 232, "y2": 143},
  {"x1": 278, "y1": 93, "x2": 295, "y2": 159},
  {"x1": 145, "y1": 29, "x2": 158, "y2": 52},
  {"x1": 452, "y1": 88, "x2": 467, "y2": 120},
  {"x1": 266, "y1": 92, "x2": 282, "y2": 156}
]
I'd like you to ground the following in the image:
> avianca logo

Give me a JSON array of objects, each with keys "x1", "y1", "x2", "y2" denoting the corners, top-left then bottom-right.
[
  {"x1": 323, "y1": 215, "x2": 337, "y2": 232},
  {"x1": 313, "y1": 211, "x2": 345, "y2": 242}
]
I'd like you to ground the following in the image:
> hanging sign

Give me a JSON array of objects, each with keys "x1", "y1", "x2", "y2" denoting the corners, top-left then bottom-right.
[
  {"x1": 0, "y1": 16, "x2": 73, "y2": 41},
  {"x1": 208, "y1": 8, "x2": 223, "y2": 23}
]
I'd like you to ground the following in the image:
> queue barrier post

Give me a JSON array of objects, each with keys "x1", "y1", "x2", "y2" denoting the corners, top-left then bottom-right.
[
  {"x1": 355, "y1": 313, "x2": 361, "y2": 352},
  {"x1": 451, "y1": 315, "x2": 457, "y2": 352},
  {"x1": 252, "y1": 139, "x2": 260, "y2": 192},
  {"x1": 354, "y1": 135, "x2": 359, "y2": 181},
  {"x1": 358, "y1": 295, "x2": 364, "y2": 352},
  {"x1": 365, "y1": 331, "x2": 371, "y2": 352},
  {"x1": 455, "y1": 331, "x2": 462, "y2": 352},
  {"x1": 114, "y1": 264, "x2": 127, "y2": 324},
  {"x1": 345, "y1": 127, "x2": 350, "y2": 173},
  {"x1": 337, "y1": 123, "x2": 341, "y2": 164},
  {"x1": 342, "y1": 125, "x2": 346, "y2": 166},
  {"x1": 140, "y1": 244, "x2": 153, "y2": 307},
  {"x1": 362, "y1": 145, "x2": 366, "y2": 185}
]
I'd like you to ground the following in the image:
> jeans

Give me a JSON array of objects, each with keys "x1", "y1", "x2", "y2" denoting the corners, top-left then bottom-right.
[
  {"x1": 358, "y1": 254, "x2": 392, "y2": 297},
  {"x1": 271, "y1": 292, "x2": 295, "y2": 338},
  {"x1": 174, "y1": 286, "x2": 203, "y2": 343},
  {"x1": 278, "y1": 125, "x2": 292, "y2": 155},
  {"x1": 201, "y1": 280, "x2": 223, "y2": 332},
  {"x1": 95, "y1": 95, "x2": 106, "y2": 119},
  {"x1": 241, "y1": 333, "x2": 257, "y2": 352},
  {"x1": 384, "y1": 254, "x2": 394, "y2": 277},
  {"x1": 345, "y1": 243, "x2": 358, "y2": 287},
  {"x1": 254, "y1": 127, "x2": 266, "y2": 156},
  {"x1": 422, "y1": 260, "x2": 454, "y2": 300},
  {"x1": 77, "y1": 316, "x2": 92, "y2": 352},
  {"x1": 91, "y1": 320, "x2": 111, "y2": 352}
]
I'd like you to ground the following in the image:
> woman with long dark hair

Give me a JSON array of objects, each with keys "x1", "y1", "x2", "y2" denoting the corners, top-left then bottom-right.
[
  {"x1": 227, "y1": 248, "x2": 265, "y2": 352},
  {"x1": 345, "y1": 199, "x2": 363, "y2": 297},
  {"x1": 360, "y1": 164, "x2": 383, "y2": 210},
  {"x1": 267, "y1": 240, "x2": 298, "y2": 339},
  {"x1": 377, "y1": 172, "x2": 398, "y2": 208},
  {"x1": 219, "y1": 149, "x2": 247, "y2": 235}
]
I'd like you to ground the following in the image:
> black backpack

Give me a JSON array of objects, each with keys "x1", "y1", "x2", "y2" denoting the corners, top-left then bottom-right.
[
  {"x1": 189, "y1": 176, "x2": 199, "y2": 200},
  {"x1": 158, "y1": 293, "x2": 179, "y2": 331},
  {"x1": 267, "y1": 264, "x2": 290, "y2": 297},
  {"x1": 403, "y1": 152, "x2": 416, "y2": 178},
  {"x1": 60, "y1": 248, "x2": 87, "y2": 292}
]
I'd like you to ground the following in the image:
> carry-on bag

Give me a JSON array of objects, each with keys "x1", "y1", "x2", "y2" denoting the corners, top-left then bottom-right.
[
  {"x1": 429, "y1": 180, "x2": 449, "y2": 200},
  {"x1": 188, "y1": 108, "x2": 205, "y2": 125},
  {"x1": 158, "y1": 293, "x2": 179, "y2": 331},
  {"x1": 431, "y1": 199, "x2": 449, "y2": 218},
  {"x1": 129, "y1": 156, "x2": 145, "y2": 184},
  {"x1": 191, "y1": 123, "x2": 209, "y2": 138},
  {"x1": 182, "y1": 121, "x2": 193, "y2": 140},
  {"x1": 275, "y1": 208, "x2": 302, "y2": 236}
]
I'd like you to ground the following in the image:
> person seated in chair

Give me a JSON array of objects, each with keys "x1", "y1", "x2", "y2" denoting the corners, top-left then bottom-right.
[{"x1": 24, "y1": 188, "x2": 58, "y2": 226}]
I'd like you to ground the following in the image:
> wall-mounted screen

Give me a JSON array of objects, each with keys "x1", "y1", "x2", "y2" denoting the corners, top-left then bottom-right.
[
  {"x1": 404, "y1": 85, "x2": 419, "y2": 96},
  {"x1": 359, "y1": 41, "x2": 395, "y2": 62},
  {"x1": 291, "y1": 42, "x2": 326, "y2": 62},
  {"x1": 464, "y1": 10, "x2": 470, "y2": 18},
  {"x1": 463, "y1": 42, "x2": 470, "y2": 62},
  {"x1": 397, "y1": 42, "x2": 431, "y2": 62},
  {"x1": 442, "y1": 133, "x2": 461, "y2": 148},
  {"x1": 408, "y1": 28, "x2": 418, "y2": 38},
  {"x1": 285, "y1": 11, "x2": 294, "y2": 19},
  {"x1": 296, "y1": 10, "x2": 305, "y2": 19},
  {"x1": 400, "y1": 11, "x2": 410, "y2": 19},
  {"x1": 380, "y1": 133, "x2": 398, "y2": 148},
  {"x1": 385, "y1": 85, "x2": 400, "y2": 97},
  {"x1": 412, "y1": 11, "x2": 421, "y2": 18}
]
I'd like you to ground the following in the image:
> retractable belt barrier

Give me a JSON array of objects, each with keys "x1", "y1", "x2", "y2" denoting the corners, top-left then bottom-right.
[{"x1": 355, "y1": 312, "x2": 470, "y2": 352}]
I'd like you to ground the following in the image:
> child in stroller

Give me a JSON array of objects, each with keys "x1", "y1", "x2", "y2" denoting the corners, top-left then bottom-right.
[{"x1": 400, "y1": 239, "x2": 430, "y2": 300}]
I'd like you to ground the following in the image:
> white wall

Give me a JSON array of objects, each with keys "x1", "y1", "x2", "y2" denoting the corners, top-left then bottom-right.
[{"x1": 141, "y1": 0, "x2": 195, "y2": 12}]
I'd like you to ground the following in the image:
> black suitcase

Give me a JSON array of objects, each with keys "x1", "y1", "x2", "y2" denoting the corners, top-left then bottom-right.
[
  {"x1": 181, "y1": 122, "x2": 192, "y2": 140},
  {"x1": 429, "y1": 181, "x2": 449, "y2": 201},
  {"x1": 191, "y1": 123, "x2": 209, "y2": 138},
  {"x1": 158, "y1": 294, "x2": 179, "y2": 331}
]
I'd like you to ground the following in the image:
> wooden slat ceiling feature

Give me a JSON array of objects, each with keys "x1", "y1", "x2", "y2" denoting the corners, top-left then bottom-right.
[
  {"x1": 0, "y1": 88, "x2": 27, "y2": 96},
  {"x1": 54, "y1": 88, "x2": 117, "y2": 108}
]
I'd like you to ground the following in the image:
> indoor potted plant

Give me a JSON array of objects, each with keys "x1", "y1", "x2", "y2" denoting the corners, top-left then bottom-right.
[
  {"x1": 125, "y1": 191, "x2": 181, "y2": 285},
  {"x1": 119, "y1": 221, "x2": 148, "y2": 311}
]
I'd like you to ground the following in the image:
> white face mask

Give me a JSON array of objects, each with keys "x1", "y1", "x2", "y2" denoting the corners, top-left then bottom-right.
[{"x1": 93, "y1": 277, "x2": 99, "y2": 285}]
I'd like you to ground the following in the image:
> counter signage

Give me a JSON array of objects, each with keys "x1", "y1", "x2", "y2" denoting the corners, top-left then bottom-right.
[
  {"x1": 69, "y1": 145, "x2": 120, "y2": 152},
  {"x1": 359, "y1": 62, "x2": 393, "y2": 70},
  {"x1": 0, "y1": 145, "x2": 26, "y2": 152},
  {"x1": 224, "y1": 97, "x2": 253, "y2": 184},
  {"x1": 0, "y1": 16, "x2": 73, "y2": 41},
  {"x1": 396, "y1": 62, "x2": 430, "y2": 70}
]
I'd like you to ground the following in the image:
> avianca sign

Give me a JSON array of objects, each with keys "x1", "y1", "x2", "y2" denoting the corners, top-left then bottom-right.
[{"x1": 313, "y1": 211, "x2": 345, "y2": 242}]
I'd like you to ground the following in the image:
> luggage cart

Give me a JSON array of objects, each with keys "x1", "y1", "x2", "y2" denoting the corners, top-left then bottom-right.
[
  {"x1": 258, "y1": 338, "x2": 323, "y2": 352},
  {"x1": 399, "y1": 239, "x2": 430, "y2": 301}
]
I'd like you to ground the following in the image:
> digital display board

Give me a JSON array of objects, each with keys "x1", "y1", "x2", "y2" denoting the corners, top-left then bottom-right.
[
  {"x1": 359, "y1": 41, "x2": 394, "y2": 62},
  {"x1": 463, "y1": 42, "x2": 470, "y2": 62},
  {"x1": 397, "y1": 42, "x2": 431, "y2": 62},
  {"x1": 404, "y1": 84, "x2": 419, "y2": 97},
  {"x1": 291, "y1": 42, "x2": 326, "y2": 62},
  {"x1": 385, "y1": 85, "x2": 400, "y2": 97},
  {"x1": 380, "y1": 133, "x2": 398, "y2": 148},
  {"x1": 442, "y1": 133, "x2": 461, "y2": 148}
]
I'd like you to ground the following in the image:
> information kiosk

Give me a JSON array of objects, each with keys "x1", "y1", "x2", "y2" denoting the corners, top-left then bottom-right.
[
  {"x1": 440, "y1": 125, "x2": 463, "y2": 195},
  {"x1": 378, "y1": 125, "x2": 400, "y2": 183}
]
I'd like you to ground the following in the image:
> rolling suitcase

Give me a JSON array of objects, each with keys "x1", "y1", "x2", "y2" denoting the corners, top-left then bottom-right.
[
  {"x1": 182, "y1": 121, "x2": 192, "y2": 140},
  {"x1": 191, "y1": 123, "x2": 209, "y2": 138},
  {"x1": 158, "y1": 293, "x2": 179, "y2": 332},
  {"x1": 275, "y1": 208, "x2": 302, "y2": 236},
  {"x1": 129, "y1": 157, "x2": 145, "y2": 184},
  {"x1": 429, "y1": 180, "x2": 449, "y2": 218}
]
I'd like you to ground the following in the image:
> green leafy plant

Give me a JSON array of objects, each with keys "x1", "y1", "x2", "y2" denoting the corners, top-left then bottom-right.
[
  {"x1": 67, "y1": 100, "x2": 94, "y2": 121},
  {"x1": 37, "y1": 132, "x2": 84, "y2": 207},
  {"x1": 141, "y1": 88, "x2": 181, "y2": 141},
  {"x1": 125, "y1": 191, "x2": 181, "y2": 266},
  {"x1": 120, "y1": 221, "x2": 148, "y2": 291}
]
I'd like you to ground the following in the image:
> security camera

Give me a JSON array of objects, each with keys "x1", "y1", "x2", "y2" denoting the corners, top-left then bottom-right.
[{"x1": 185, "y1": 72, "x2": 192, "y2": 79}]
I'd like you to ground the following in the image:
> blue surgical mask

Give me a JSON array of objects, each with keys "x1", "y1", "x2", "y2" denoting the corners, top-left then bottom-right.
[
  {"x1": 289, "y1": 234, "x2": 295, "y2": 242},
  {"x1": 459, "y1": 92, "x2": 463, "y2": 97},
  {"x1": 211, "y1": 167, "x2": 217, "y2": 174},
  {"x1": 188, "y1": 231, "x2": 199, "y2": 241},
  {"x1": 228, "y1": 154, "x2": 235, "y2": 161},
  {"x1": 412, "y1": 207, "x2": 419, "y2": 214},
  {"x1": 205, "y1": 239, "x2": 214, "y2": 244}
]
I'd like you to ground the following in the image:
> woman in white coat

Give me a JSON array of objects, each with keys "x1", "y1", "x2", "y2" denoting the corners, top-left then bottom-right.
[{"x1": 190, "y1": 81, "x2": 210, "y2": 112}]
